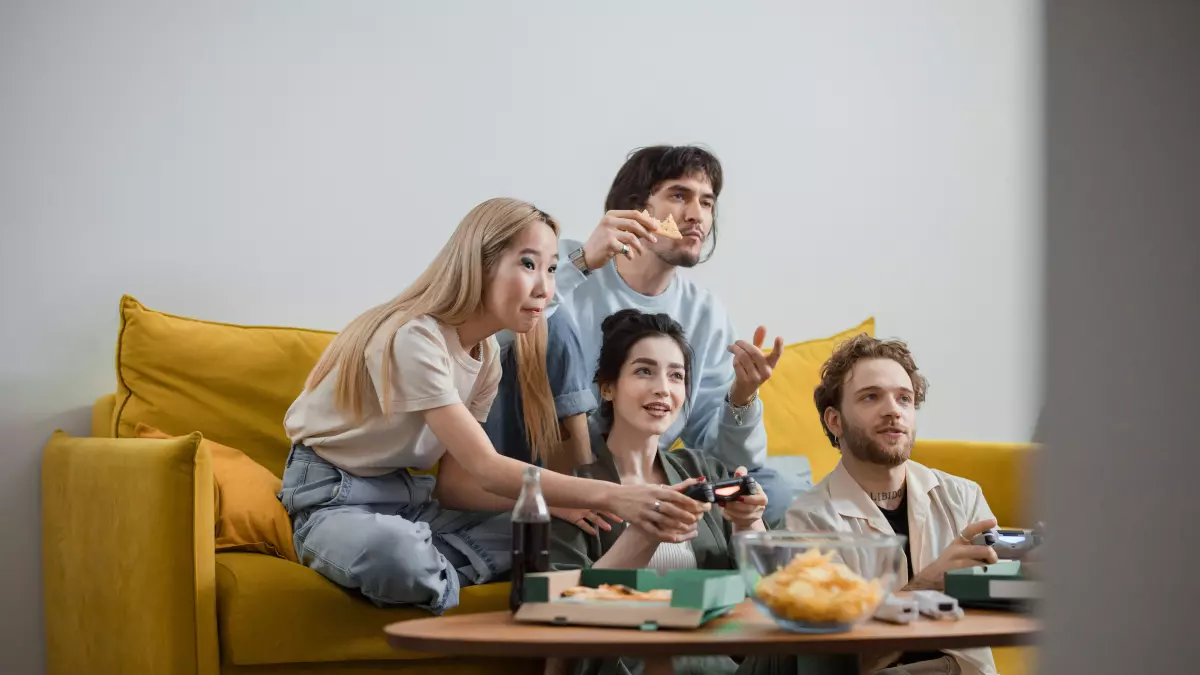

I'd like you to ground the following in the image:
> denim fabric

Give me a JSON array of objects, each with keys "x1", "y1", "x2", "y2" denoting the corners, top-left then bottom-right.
[
  {"x1": 279, "y1": 445, "x2": 512, "y2": 614},
  {"x1": 755, "y1": 455, "x2": 815, "y2": 528},
  {"x1": 746, "y1": 465, "x2": 791, "y2": 529},
  {"x1": 483, "y1": 305, "x2": 597, "y2": 464}
]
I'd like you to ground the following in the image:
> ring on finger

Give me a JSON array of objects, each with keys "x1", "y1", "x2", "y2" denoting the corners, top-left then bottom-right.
[
  {"x1": 653, "y1": 500, "x2": 661, "y2": 513},
  {"x1": 958, "y1": 530, "x2": 971, "y2": 544},
  {"x1": 620, "y1": 243, "x2": 630, "y2": 257}
]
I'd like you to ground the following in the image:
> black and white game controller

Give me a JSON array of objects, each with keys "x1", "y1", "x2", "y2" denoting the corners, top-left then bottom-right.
[{"x1": 972, "y1": 528, "x2": 1042, "y2": 560}]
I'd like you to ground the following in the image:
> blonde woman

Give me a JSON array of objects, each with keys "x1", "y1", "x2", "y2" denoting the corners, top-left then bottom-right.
[{"x1": 280, "y1": 198, "x2": 708, "y2": 614}]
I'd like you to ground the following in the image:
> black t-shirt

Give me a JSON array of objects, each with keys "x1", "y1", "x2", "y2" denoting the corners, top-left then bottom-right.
[
  {"x1": 879, "y1": 491, "x2": 945, "y2": 667},
  {"x1": 878, "y1": 492, "x2": 914, "y2": 580}
]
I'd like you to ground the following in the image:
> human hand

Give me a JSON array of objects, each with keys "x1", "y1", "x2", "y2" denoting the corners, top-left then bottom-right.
[
  {"x1": 718, "y1": 467, "x2": 767, "y2": 532},
  {"x1": 615, "y1": 478, "x2": 710, "y2": 544},
  {"x1": 549, "y1": 507, "x2": 622, "y2": 537},
  {"x1": 728, "y1": 326, "x2": 785, "y2": 406},
  {"x1": 579, "y1": 210, "x2": 660, "y2": 270},
  {"x1": 909, "y1": 518, "x2": 1000, "y2": 590}
]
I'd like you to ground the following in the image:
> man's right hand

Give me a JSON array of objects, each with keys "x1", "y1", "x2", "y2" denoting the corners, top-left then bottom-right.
[
  {"x1": 906, "y1": 518, "x2": 1000, "y2": 591},
  {"x1": 614, "y1": 478, "x2": 709, "y2": 544},
  {"x1": 579, "y1": 210, "x2": 660, "y2": 270}
]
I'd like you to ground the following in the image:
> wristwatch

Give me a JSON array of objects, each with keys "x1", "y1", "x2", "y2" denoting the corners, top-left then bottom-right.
[
  {"x1": 569, "y1": 247, "x2": 591, "y2": 277},
  {"x1": 726, "y1": 389, "x2": 758, "y2": 426}
]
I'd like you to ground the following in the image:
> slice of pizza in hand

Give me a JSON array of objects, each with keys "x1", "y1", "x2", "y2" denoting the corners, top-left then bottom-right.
[{"x1": 640, "y1": 210, "x2": 684, "y2": 240}]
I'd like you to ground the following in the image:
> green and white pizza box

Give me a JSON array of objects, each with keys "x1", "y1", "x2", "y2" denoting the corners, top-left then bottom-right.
[
  {"x1": 944, "y1": 560, "x2": 1040, "y2": 611},
  {"x1": 514, "y1": 568, "x2": 746, "y2": 630}
]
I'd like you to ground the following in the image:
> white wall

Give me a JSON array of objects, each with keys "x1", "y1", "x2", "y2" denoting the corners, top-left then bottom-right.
[{"x1": 0, "y1": 1, "x2": 1040, "y2": 672}]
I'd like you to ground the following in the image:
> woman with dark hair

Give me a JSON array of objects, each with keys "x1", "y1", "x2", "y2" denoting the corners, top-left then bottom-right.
[{"x1": 548, "y1": 308, "x2": 778, "y2": 675}]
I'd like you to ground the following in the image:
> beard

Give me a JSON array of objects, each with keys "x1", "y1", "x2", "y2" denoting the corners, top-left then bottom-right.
[
  {"x1": 657, "y1": 247, "x2": 700, "y2": 267},
  {"x1": 841, "y1": 419, "x2": 914, "y2": 468},
  {"x1": 655, "y1": 245, "x2": 701, "y2": 268}
]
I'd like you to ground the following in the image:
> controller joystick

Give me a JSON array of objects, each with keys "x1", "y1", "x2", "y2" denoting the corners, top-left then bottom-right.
[{"x1": 682, "y1": 481, "x2": 714, "y2": 503}]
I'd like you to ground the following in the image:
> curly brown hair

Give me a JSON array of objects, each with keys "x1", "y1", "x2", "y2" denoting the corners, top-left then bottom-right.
[{"x1": 814, "y1": 334, "x2": 929, "y2": 448}]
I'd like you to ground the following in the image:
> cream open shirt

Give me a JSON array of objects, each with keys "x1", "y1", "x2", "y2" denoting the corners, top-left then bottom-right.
[{"x1": 785, "y1": 460, "x2": 998, "y2": 675}]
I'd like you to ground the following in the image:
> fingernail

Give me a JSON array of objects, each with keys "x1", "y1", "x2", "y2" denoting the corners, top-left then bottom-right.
[{"x1": 699, "y1": 476, "x2": 706, "y2": 482}]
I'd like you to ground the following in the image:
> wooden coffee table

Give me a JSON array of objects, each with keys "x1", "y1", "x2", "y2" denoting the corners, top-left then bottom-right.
[{"x1": 385, "y1": 600, "x2": 1039, "y2": 675}]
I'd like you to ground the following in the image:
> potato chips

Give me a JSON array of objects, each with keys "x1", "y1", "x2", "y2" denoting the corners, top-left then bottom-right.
[{"x1": 754, "y1": 547, "x2": 884, "y2": 624}]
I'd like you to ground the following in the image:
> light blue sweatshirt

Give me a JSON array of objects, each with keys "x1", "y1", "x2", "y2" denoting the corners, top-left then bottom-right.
[{"x1": 551, "y1": 238, "x2": 768, "y2": 472}]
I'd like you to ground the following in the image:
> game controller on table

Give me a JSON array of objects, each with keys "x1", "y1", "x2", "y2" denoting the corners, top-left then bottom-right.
[
  {"x1": 682, "y1": 475, "x2": 758, "y2": 504},
  {"x1": 972, "y1": 527, "x2": 1043, "y2": 560}
]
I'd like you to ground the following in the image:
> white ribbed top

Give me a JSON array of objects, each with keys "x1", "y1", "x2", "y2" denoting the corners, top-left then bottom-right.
[{"x1": 647, "y1": 540, "x2": 699, "y2": 572}]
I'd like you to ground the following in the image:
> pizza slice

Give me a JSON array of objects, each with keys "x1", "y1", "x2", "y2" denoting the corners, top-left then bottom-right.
[
  {"x1": 560, "y1": 584, "x2": 673, "y2": 602},
  {"x1": 641, "y1": 210, "x2": 684, "y2": 240}
]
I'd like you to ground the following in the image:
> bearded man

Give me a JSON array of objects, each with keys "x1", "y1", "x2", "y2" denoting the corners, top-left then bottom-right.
[{"x1": 785, "y1": 335, "x2": 1001, "y2": 675}]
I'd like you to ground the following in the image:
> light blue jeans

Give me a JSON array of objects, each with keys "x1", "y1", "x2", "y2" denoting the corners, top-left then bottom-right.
[{"x1": 278, "y1": 445, "x2": 512, "y2": 614}]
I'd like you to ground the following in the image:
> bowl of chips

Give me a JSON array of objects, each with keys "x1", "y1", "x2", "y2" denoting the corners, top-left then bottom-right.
[{"x1": 733, "y1": 531, "x2": 906, "y2": 633}]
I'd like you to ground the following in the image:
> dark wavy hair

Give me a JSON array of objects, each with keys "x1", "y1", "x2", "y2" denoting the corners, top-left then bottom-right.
[
  {"x1": 594, "y1": 309, "x2": 694, "y2": 427},
  {"x1": 813, "y1": 334, "x2": 929, "y2": 448},
  {"x1": 604, "y1": 145, "x2": 723, "y2": 263}
]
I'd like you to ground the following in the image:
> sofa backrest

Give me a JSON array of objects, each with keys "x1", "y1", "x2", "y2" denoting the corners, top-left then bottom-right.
[{"x1": 106, "y1": 295, "x2": 877, "y2": 482}]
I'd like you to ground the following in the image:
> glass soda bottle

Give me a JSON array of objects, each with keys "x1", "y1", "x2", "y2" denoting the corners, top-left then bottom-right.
[{"x1": 509, "y1": 465, "x2": 551, "y2": 613}]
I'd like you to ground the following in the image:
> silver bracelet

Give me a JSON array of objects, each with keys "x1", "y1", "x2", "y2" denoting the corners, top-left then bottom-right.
[{"x1": 725, "y1": 390, "x2": 758, "y2": 426}]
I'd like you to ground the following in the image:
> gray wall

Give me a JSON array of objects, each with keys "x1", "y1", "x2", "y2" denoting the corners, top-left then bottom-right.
[{"x1": 1040, "y1": 1, "x2": 1198, "y2": 673}]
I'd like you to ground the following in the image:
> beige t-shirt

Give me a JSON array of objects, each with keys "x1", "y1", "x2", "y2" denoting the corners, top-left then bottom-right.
[{"x1": 284, "y1": 314, "x2": 500, "y2": 477}]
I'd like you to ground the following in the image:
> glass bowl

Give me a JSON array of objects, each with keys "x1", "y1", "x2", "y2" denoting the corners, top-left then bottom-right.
[{"x1": 733, "y1": 531, "x2": 907, "y2": 634}]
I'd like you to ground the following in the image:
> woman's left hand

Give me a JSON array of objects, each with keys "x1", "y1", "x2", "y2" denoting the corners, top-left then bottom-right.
[
  {"x1": 550, "y1": 507, "x2": 622, "y2": 536},
  {"x1": 719, "y1": 467, "x2": 767, "y2": 531}
]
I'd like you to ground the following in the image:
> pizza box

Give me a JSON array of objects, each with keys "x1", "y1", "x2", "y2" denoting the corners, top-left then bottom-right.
[
  {"x1": 944, "y1": 561, "x2": 1040, "y2": 612},
  {"x1": 514, "y1": 568, "x2": 746, "y2": 630}
]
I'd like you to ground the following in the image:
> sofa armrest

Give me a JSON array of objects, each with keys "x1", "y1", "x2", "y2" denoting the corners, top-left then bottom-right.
[
  {"x1": 42, "y1": 431, "x2": 219, "y2": 675},
  {"x1": 911, "y1": 439, "x2": 1036, "y2": 528}
]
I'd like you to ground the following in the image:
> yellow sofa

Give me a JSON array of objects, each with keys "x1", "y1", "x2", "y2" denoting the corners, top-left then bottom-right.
[{"x1": 41, "y1": 297, "x2": 1036, "y2": 674}]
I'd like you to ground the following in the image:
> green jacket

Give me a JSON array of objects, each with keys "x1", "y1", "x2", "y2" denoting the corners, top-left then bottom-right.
[{"x1": 549, "y1": 436, "x2": 764, "y2": 573}]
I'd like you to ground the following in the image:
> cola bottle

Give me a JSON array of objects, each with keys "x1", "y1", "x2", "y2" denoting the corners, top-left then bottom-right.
[{"x1": 509, "y1": 465, "x2": 551, "y2": 612}]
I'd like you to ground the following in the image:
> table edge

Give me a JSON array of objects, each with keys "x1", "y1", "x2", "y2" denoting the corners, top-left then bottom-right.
[
  {"x1": 385, "y1": 607, "x2": 1041, "y2": 659},
  {"x1": 386, "y1": 633, "x2": 1039, "y2": 659}
]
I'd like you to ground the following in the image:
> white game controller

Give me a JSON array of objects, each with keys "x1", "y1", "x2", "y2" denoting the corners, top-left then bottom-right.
[
  {"x1": 911, "y1": 590, "x2": 964, "y2": 621},
  {"x1": 972, "y1": 528, "x2": 1042, "y2": 560},
  {"x1": 873, "y1": 594, "x2": 919, "y2": 624}
]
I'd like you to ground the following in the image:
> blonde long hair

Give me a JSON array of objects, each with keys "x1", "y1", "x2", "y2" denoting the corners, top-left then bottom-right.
[{"x1": 306, "y1": 197, "x2": 563, "y2": 465}]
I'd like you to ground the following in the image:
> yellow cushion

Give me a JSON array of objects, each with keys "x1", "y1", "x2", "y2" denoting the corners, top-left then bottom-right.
[
  {"x1": 135, "y1": 423, "x2": 298, "y2": 562},
  {"x1": 910, "y1": 439, "x2": 1036, "y2": 529},
  {"x1": 113, "y1": 295, "x2": 334, "y2": 476},
  {"x1": 215, "y1": 553, "x2": 511, "y2": 665},
  {"x1": 759, "y1": 318, "x2": 875, "y2": 482}
]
